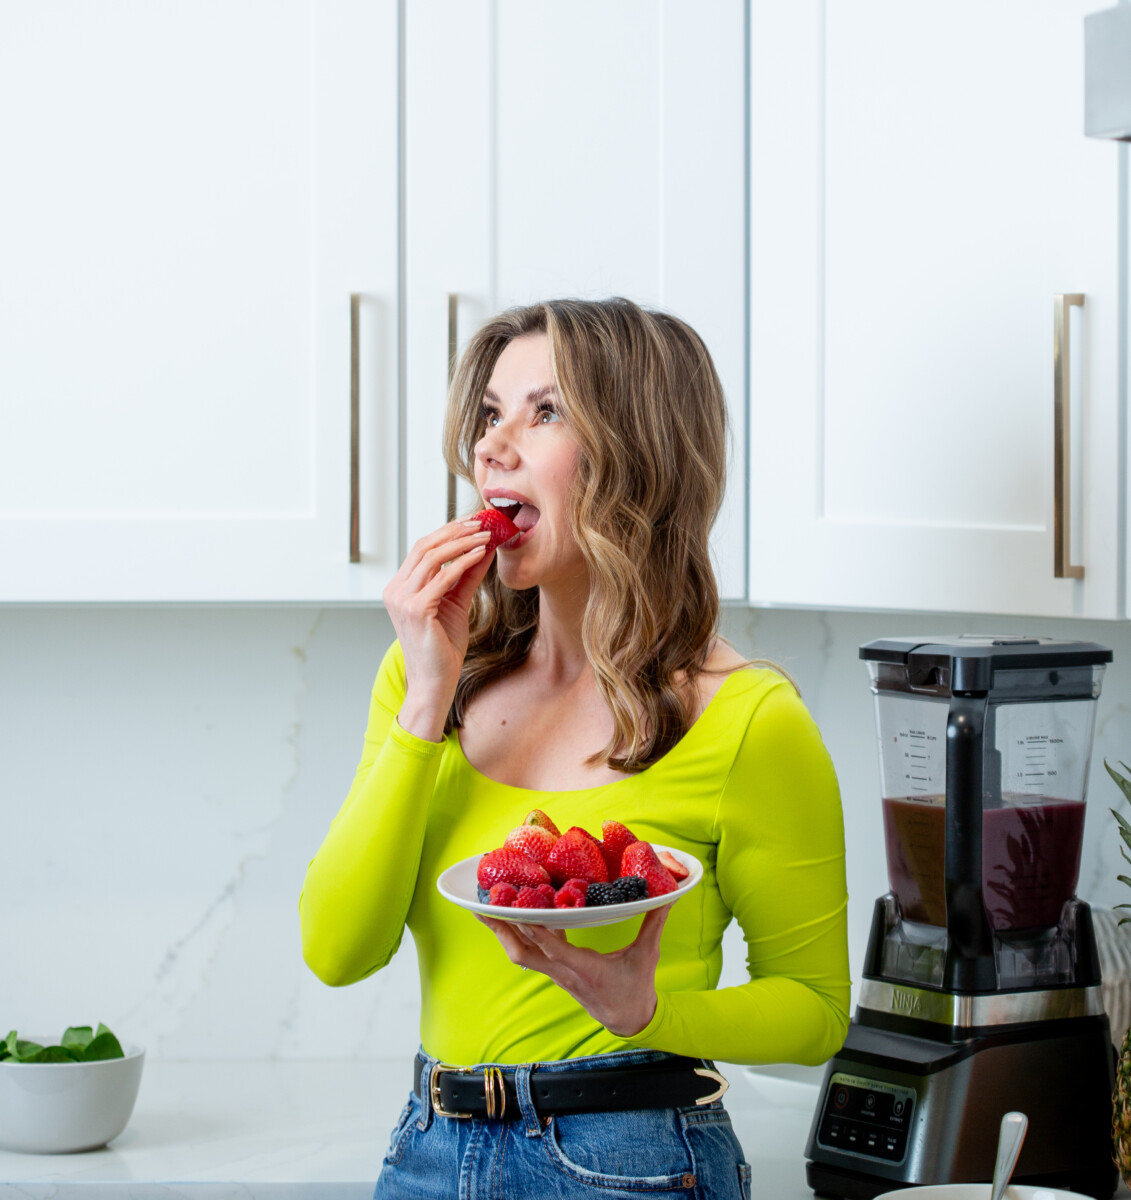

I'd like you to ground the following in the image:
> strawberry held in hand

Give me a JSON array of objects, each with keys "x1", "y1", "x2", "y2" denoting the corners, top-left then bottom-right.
[{"x1": 471, "y1": 506, "x2": 520, "y2": 552}]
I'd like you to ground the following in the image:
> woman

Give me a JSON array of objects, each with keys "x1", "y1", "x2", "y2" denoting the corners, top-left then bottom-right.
[{"x1": 300, "y1": 298, "x2": 850, "y2": 1199}]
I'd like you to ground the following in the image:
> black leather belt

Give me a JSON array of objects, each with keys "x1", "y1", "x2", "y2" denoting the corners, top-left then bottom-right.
[{"x1": 413, "y1": 1053, "x2": 729, "y2": 1120}]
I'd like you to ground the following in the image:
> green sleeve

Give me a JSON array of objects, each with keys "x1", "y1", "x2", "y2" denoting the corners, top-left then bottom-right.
[
  {"x1": 299, "y1": 641, "x2": 444, "y2": 987},
  {"x1": 628, "y1": 680, "x2": 851, "y2": 1065}
]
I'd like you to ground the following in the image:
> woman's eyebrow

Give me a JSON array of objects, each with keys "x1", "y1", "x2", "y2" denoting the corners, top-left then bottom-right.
[{"x1": 482, "y1": 385, "x2": 558, "y2": 405}]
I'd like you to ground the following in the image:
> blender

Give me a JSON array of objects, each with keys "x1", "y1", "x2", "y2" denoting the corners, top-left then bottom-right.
[{"x1": 805, "y1": 636, "x2": 1117, "y2": 1199}]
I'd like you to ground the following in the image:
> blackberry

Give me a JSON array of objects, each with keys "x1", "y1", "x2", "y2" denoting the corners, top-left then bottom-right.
[{"x1": 586, "y1": 875, "x2": 648, "y2": 906}]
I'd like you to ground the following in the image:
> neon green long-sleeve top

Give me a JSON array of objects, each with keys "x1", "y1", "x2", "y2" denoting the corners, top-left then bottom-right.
[{"x1": 299, "y1": 641, "x2": 850, "y2": 1067}]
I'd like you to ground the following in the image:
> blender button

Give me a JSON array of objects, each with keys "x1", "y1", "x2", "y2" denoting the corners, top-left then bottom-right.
[
  {"x1": 864, "y1": 1094, "x2": 876, "y2": 1110},
  {"x1": 834, "y1": 1088, "x2": 849, "y2": 1108},
  {"x1": 893, "y1": 1099, "x2": 905, "y2": 1116}
]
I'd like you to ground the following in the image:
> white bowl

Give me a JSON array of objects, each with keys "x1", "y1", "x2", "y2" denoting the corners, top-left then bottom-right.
[
  {"x1": 0, "y1": 1038, "x2": 145, "y2": 1153},
  {"x1": 874, "y1": 1185, "x2": 1090, "y2": 1199}
]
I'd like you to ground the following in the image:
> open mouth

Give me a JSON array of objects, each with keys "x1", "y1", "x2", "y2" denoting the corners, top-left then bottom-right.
[{"x1": 489, "y1": 497, "x2": 540, "y2": 541}]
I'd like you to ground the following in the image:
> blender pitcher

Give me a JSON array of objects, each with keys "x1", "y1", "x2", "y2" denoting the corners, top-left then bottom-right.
[{"x1": 865, "y1": 635, "x2": 1109, "y2": 992}]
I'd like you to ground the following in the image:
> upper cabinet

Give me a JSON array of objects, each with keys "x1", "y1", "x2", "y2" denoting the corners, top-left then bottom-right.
[
  {"x1": 749, "y1": 0, "x2": 1124, "y2": 618},
  {"x1": 0, "y1": 2, "x2": 399, "y2": 602},
  {"x1": 403, "y1": 0, "x2": 748, "y2": 601}
]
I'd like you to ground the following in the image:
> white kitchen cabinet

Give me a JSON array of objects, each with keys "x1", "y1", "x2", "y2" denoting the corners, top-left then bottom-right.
[
  {"x1": 749, "y1": 0, "x2": 1123, "y2": 618},
  {"x1": 0, "y1": 1, "x2": 399, "y2": 602},
  {"x1": 404, "y1": 0, "x2": 748, "y2": 601}
]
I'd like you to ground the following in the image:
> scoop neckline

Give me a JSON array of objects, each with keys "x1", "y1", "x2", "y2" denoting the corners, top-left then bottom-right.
[{"x1": 451, "y1": 666, "x2": 756, "y2": 795}]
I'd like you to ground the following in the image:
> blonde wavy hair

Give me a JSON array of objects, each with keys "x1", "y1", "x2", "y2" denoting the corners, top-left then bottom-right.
[{"x1": 444, "y1": 297, "x2": 770, "y2": 772}]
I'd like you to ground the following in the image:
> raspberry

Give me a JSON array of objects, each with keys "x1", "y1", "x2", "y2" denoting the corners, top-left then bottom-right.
[
  {"x1": 487, "y1": 882, "x2": 519, "y2": 907},
  {"x1": 513, "y1": 883, "x2": 555, "y2": 908},
  {"x1": 586, "y1": 875, "x2": 648, "y2": 906},
  {"x1": 554, "y1": 879, "x2": 588, "y2": 909}
]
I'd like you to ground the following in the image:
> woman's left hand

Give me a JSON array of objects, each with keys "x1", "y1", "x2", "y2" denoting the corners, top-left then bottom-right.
[{"x1": 476, "y1": 906, "x2": 671, "y2": 1037}]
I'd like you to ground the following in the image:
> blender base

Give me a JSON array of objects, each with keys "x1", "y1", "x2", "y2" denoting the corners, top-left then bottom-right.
[{"x1": 803, "y1": 1013, "x2": 1118, "y2": 1200}]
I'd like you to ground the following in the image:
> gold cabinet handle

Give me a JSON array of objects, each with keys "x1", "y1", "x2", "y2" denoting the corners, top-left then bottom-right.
[
  {"x1": 350, "y1": 293, "x2": 361, "y2": 563},
  {"x1": 446, "y1": 293, "x2": 459, "y2": 522},
  {"x1": 1053, "y1": 293, "x2": 1085, "y2": 580}
]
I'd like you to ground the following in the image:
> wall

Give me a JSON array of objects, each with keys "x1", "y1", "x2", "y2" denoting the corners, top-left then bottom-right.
[{"x1": 4, "y1": 603, "x2": 1131, "y2": 1061}]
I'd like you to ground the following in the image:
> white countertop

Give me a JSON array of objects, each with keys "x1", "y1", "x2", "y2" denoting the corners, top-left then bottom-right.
[
  {"x1": 0, "y1": 1060, "x2": 818, "y2": 1199},
  {"x1": 0, "y1": 1061, "x2": 1125, "y2": 1199}
]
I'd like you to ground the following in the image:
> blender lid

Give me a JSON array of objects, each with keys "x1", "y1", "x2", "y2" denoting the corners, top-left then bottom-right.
[{"x1": 861, "y1": 635, "x2": 1112, "y2": 694}]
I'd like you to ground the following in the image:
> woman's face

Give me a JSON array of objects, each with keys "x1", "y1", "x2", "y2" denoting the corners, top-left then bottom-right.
[{"x1": 474, "y1": 332, "x2": 585, "y2": 593}]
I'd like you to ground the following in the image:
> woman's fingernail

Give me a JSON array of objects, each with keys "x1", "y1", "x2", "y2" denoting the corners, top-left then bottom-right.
[{"x1": 463, "y1": 519, "x2": 481, "y2": 528}]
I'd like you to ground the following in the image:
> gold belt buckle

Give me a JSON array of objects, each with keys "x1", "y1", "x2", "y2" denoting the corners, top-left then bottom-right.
[
  {"x1": 429, "y1": 1063, "x2": 474, "y2": 1119},
  {"x1": 428, "y1": 1063, "x2": 508, "y2": 1119}
]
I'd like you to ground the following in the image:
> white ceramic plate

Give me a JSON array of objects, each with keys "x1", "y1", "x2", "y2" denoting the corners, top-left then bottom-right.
[
  {"x1": 437, "y1": 844, "x2": 702, "y2": 929},
  {"x1": 874, "y1": 1185, "x2": 1090, "y2": 1199}
]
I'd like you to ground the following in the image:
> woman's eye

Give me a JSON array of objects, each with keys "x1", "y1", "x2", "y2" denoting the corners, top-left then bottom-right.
[
  {"x1": 536, "y1": 406, "x2": 560, "y2": 425},
  {"x1": 481, "y1": 407, "x2": 500, "y2": 428}
]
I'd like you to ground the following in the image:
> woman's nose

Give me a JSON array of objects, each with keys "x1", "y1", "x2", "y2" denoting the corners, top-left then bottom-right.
[{"x1": 474, "y1": 421, "x2": 518, "y2": 469}]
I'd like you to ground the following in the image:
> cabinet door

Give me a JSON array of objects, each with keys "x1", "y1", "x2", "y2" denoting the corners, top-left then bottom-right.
[
  {"x1": 0, "y1": 1, "x2": 398, "y2": 602},
  {"x1": 405, "y1": 0, "x2": 747, "y2": 600},
  {"x1": 750, "y1": 0, "x2": 1121, "y2": 617}
]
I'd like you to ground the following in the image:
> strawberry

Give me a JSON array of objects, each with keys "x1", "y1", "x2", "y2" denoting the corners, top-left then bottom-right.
[
  {"x1": 503, "y1": 824, "x2": 556, "y2": 867},
  {"x1": 524, "y1": 809, "x2": 561, "y2": 838},
  {"x1": 487, "y1": 882, "x2": 518, "y2": 907},
  {"x1": 600, "y1": 820, "x2": 638, "y2": 881},
  {"x1": 546, "y1": 829, "x2": 608, "y2": 886},
  {"x1": 565, "y1": 825, "x2": 600, "y2": 845},
  {"x1": 638, "y1": 862, "x2": 678, "y2": 899},
  {"x1": 554, "y1": 879, "x2": 588, "y2": 909},
  {"x1": 513, "y1": 883, "x2": 555, "y2": 909},
  {"x1": 657, "y1": 849, "x2": 689, "y2": 882},
  {"x1": 477, "y1": 848, "x2": 551, "y2": 891},
  {"x1": 471, "y1": 507, "x2": 520, "y2": 552},
  {"x1": 620, "y1": 840, "x2": 663, "y2": 878}
]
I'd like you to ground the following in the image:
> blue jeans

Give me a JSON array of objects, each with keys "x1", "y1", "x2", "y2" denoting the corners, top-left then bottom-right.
[{"x1": 374, "y1": 1048, "x2": 752, "y2": 1200}]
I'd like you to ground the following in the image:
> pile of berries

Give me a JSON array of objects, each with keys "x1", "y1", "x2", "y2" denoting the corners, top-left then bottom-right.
[{"x1": 474, "y1": 810, "x2": 689, "y2": 910}]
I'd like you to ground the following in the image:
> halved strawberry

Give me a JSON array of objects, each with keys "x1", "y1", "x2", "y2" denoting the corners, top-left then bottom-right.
[
  {"x1": 524, "y1": 809, "x2": 561, "y2": 838},
  {"x1": 503, "y1": 824, "x2": 556, "y2": 867},
  {"x1": 657, "y1": 849, "x2": 689, "y2": 882},
  {"x1": 477, "y1": 848, "x2": 551, "y2": 890},
  {"x1": 471, "y1": 507, "x2": 520, "y2": 551},
  {"x1": 600, "y1": 820, "x2": 638, "y2": 881},
  {"x1": 546, "y1": 830, "x2": 608, "y2": 886}
]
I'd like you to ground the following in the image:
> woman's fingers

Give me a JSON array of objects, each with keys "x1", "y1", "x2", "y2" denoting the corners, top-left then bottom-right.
[
  {"x1": 405, "y1": 527, "x2": 490, "y2": 592},
  {"x1": 399, "y1": 518, "x2": 483, "y2": 577}
]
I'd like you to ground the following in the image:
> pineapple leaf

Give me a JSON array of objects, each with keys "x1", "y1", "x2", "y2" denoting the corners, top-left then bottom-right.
[
  {"x1": 1107, "y1": 760, "x2": 1131, "y2": 804},
  {"x1": 1121, "y1": 845, "x2": 1131, "y2": 868}
]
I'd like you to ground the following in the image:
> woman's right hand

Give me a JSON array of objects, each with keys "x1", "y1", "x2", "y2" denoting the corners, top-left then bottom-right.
[{"x1": 381, "y1": 518, "x2": 495, "y2": 742}]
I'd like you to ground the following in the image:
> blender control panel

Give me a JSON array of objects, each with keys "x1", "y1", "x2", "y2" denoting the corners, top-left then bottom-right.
[{"x1": 815, "y1": 1073, "x2": 915, "y2": 1164}]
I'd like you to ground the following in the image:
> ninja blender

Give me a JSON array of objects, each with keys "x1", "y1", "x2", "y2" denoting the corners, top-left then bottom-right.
[{"x1": 805, "y1": 636, "x2": 1117, "y2": 1199}]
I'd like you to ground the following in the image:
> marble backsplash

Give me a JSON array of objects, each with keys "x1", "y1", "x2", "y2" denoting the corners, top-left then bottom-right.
[{"x1": 5, "y1": 603, "x2": 1131, "y2": 1061}]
